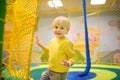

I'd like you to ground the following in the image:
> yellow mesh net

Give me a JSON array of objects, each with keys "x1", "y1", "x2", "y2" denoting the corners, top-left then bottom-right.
[{"x1": 6, "y1": 0, "x2": 39, "y2": 79}]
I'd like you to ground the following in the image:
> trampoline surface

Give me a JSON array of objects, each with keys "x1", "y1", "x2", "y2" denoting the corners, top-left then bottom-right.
[{"x1": 30, "y1": 64, "x2": 120, "y2": 80}]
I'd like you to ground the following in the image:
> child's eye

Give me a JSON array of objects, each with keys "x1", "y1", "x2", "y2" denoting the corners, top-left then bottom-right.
[
  {"x1": 55, "y1": 26, "x2": 58, "y2": 29},
  {"x1": 61, "y1": 27, "x2": 64, "y2": 29}
]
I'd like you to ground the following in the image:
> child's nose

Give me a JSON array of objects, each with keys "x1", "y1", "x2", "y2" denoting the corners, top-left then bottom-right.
[{"x1": 57, "y1": 28, "x2": 60, "y2": 31}]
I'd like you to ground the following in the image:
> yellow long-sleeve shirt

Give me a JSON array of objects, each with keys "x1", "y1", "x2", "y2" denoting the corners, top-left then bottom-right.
[{"x1": 45, "y1": 37, "x2": 77, "y2": 73}]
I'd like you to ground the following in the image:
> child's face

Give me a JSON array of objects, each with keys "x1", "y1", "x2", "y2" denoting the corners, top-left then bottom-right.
[{"x1": 52, "y1": 25, "x2": 68, "y2": 39}]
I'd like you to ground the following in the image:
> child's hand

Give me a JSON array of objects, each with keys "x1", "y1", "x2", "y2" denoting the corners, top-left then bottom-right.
[
  {"x1": 61, "y1": 60, "x2": 72, "y2": 67},
  {"x1": 35, "y1": 36, "x2": 48, "y2": 51},
  {"x1": 36, "y1": 36, "x2": 42, "y2": 45}
]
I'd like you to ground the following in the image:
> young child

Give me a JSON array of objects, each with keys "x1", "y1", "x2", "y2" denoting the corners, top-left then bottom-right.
[{"x1": 36, "y1": 16, "x2": 77, "y2": 80}]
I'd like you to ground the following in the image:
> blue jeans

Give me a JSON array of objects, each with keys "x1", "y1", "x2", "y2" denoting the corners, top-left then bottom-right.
[{"x1": 40, "y1": 69, "x2": 67, "y2": 80}]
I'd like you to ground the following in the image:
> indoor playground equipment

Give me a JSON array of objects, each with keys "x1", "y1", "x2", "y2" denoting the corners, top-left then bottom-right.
[
  {"x1": 66, "y1": 0, "x2": 92, "y2": 78},
  {"x1": 0, "y1": 0, "x2": 6, "y2": 79},
  {"x1": 30, "y1": 0, "x2": 120, "y2": 80},
  {"x1": 1, "y1": 0, "x2": 39, "y2": 79},
  {"x1": 1, "y1": 0, "x2": 120, "y2": 80}
]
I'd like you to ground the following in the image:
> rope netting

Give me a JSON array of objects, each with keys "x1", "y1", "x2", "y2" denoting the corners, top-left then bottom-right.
[{"x1": 5, "y1": 0, "x2": 39, "y2": 79}]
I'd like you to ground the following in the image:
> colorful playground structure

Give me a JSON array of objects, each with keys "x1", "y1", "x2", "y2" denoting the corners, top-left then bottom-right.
[
  {"x1": 0, "y1": 0, "x2": 120, "y2": 80},
  {"x1": 0, "y1": 0, "x2": 39, "y2": 79}
]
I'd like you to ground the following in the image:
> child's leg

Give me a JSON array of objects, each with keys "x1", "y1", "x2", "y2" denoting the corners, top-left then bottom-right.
[
  {"x1": 40, "y1": 70, "x2": 50, "y2": 80},
  {"x1": 49, "y1": 70, "x2": 67, "y2": 80},
  {"x1": 61, "y1": 72, "x2": 67, "y2": 80}
]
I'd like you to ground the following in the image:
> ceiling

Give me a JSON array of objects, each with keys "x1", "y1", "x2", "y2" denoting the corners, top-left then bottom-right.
[{"x1": 38, "y1": 0, "x2": 120, "y2": 15}]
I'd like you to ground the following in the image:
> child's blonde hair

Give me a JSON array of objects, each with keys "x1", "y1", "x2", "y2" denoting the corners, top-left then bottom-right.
[{"x1": 51, "y1": 16, "x2": 70, "y2": 32}]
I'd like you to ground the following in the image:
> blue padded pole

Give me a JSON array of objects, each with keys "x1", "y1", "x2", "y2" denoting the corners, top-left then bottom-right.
[{"x1": 79, "y1": 0, "x2": 91, "y2": 76}]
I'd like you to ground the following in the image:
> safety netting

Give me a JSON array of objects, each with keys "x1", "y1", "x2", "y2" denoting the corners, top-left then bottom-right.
[{"x1": 5, "y1": 0, "x2": 39, "y2": 79}]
